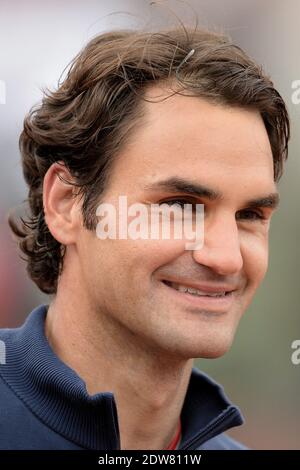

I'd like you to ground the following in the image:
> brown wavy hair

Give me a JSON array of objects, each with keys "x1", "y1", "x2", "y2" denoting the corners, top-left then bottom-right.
[{"x1": 8, "y1": 25, "x2": 290, "y2": 294}]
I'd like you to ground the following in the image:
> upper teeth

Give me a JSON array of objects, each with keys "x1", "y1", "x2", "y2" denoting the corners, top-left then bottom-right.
[{"x1": 171, "y1": 283, "x2": 226, "y2": 297}]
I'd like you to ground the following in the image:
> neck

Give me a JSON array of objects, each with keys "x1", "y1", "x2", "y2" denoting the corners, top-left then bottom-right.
[{"x1": 45, "y1": 275, "x2": 193, "y2": 450}]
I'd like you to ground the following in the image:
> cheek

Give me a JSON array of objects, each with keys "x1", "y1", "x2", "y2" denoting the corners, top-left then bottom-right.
[
  {"x1": 87, "y1": 237, "x2": 186, "y2": 283},
  {"x1": 95, "y1": 238, "x2": 188, "y2": 300},
  {"x1": 122, "y1": 239, "x2": 187, "y2": 285},
  {"x1": 241, "y1": 234, "x2": 269, "y2": 287}
]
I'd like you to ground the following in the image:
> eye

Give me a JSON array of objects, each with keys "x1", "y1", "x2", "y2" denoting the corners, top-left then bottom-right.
[
  {"x1": 159, "y1": 198, "x2": 197, "y2": 209},
  {"x1": 236, "y1": 209, "x2": 265, "y2": 221}
]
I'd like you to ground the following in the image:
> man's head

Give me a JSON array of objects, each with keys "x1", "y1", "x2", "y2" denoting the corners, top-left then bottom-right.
[{"x1": 10, "y1": 26, "x2": 290, "y2": 359}]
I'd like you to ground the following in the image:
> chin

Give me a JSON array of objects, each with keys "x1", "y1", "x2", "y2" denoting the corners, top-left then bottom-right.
[
  {"x1": 150, "y1": 323, "x2": 238, "y2": 360},
  {"x1": 165, "y1": 339, "x2": 233, "y2": 361},
  {"x1": 197, "y1": 346, "x2": 231, "y2": 359},
  {"x1": 200, "y1": 334, "x2": 236, "y2": 359},
  {"x1": 182, "y1": 332, "x2": 236, "y2": 360}
]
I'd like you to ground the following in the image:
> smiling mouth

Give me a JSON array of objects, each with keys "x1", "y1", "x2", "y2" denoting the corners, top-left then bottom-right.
[{"x1": 161, "y1": 280, "x2": 232, "y2": 298}]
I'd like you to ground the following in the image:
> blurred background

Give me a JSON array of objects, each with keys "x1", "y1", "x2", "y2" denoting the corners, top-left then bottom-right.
[{"x1": 0, "y1": 0, "x2": 299, "y2": 449}]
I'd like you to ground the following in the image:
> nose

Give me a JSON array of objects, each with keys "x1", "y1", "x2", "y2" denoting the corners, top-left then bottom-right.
[{"x1": 192, "y1": 212, "x2": 243, "y2": 276}]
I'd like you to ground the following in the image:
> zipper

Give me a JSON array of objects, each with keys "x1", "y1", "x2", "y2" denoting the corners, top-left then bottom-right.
[{"x1": 179, "y1": 407, "x2": 240, "y2": 450}]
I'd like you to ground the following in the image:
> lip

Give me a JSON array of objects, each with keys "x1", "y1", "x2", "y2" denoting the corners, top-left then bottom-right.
[
  {"x1": 160, "y1": 278, "x2": 236, "y2": 312},
  {"x1": 159, "y1": 276, "x2": 237, "y2": 294}
]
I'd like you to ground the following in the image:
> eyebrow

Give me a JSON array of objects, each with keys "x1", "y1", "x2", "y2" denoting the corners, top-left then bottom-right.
[{"x1": 144, "y1": 177, "x2": 280, "y2": 209}]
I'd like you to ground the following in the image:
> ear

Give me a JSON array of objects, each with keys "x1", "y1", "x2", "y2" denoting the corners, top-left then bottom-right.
[{"x1": 43, "y1": 162, "x2": 82, "y2": 245}]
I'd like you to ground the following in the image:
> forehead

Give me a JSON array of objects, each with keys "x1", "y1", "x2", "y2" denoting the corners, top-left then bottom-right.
[{"x1": 110, "y1": 86, "x2": 275, "y2": 195}]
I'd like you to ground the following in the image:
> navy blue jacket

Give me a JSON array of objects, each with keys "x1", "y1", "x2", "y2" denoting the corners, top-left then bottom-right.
[{"x1": 0, "y1": 305, "x2": 246, "y2": 450}]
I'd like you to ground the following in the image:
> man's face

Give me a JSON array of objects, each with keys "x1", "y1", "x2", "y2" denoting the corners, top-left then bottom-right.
[{"x1": 76, "y1": 87, "x2": 278, "y2": 359}]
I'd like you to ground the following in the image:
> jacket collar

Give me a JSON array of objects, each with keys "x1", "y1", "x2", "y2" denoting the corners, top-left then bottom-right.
[
  {"x1": 180, "y1": 368, "x2": 243, "y2": 449},
  {"x1": 0, "y1": 304, "x2": 243, "y2": 450}
]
